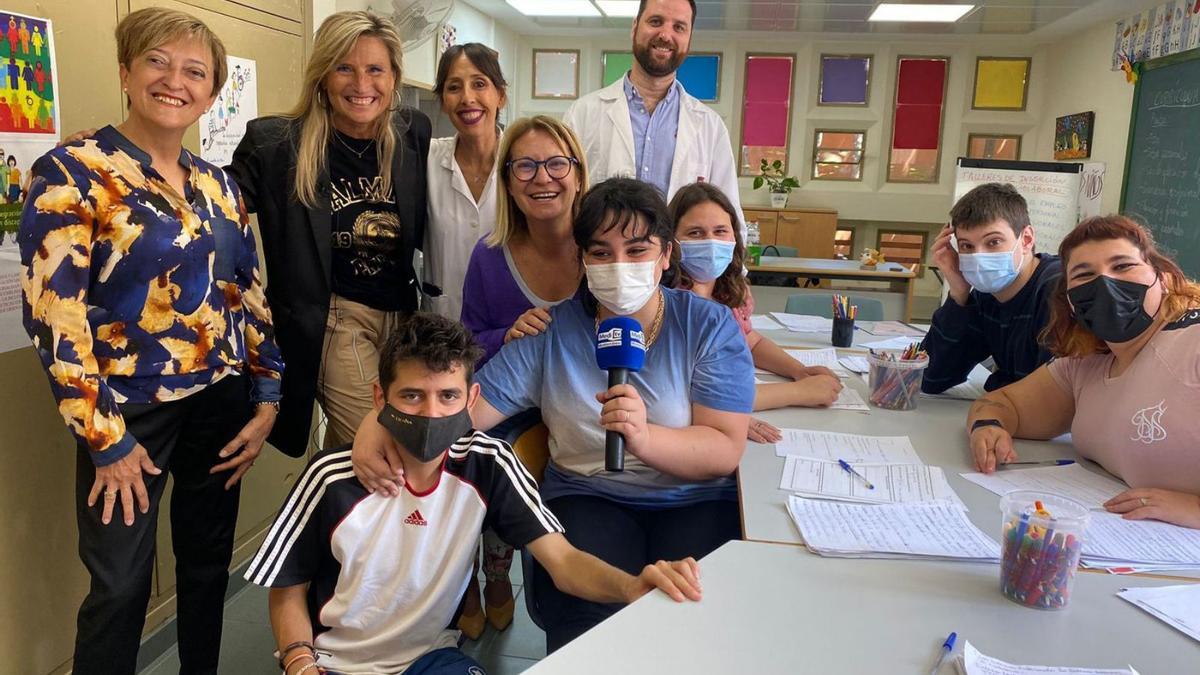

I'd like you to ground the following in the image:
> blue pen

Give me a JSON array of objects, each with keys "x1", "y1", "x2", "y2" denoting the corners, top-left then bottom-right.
[
  {"x1": 1000, "y1": 459, "x2": 1076, "y2": 468},
  {"x1": 837, "y1": 459, "x2": 874, "y2": 490},
  {"x1": 929, "y1": 632, "x2": 957, "y2": 674}
]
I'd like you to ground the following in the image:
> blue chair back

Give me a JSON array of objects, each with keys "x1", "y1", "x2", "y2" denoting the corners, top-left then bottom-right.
[{"x1": 784, "y1": 294, "x2": 885, "y2": 321}]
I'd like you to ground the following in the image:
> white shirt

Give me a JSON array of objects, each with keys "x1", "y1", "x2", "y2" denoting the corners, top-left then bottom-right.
[
  {"x1": 423, "y1": 136, "x2": 498, "y2": 321},
  {"x1": 563, "y1": 78, "x2": 745, "y2": 233}
]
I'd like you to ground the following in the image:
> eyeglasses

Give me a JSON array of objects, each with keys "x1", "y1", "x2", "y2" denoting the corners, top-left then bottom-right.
[{"x1": 506, "y1": 155, "x2": 578, "y2": 181}]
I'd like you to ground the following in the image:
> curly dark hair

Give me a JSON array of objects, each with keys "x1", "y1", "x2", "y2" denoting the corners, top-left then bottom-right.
[{"x1": 378, "y1": 312, "x2": 484, "y2": 391}]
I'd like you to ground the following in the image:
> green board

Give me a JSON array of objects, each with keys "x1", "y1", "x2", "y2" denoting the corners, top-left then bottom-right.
[
  {"x1": 1121, "y1": 49, "x2": 1200, "y2": 278},
  {"x1": 602, "y1": 52, "x2": 634, "y2": 88}
]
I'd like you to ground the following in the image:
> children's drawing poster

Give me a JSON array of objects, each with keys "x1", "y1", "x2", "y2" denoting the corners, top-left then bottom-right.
[
  {"x1": 0, "y1": 10, "x2": 60, "y2": 354},
  {"x1": 199, "y1": 55, "x2": 257, "y2": 167}
]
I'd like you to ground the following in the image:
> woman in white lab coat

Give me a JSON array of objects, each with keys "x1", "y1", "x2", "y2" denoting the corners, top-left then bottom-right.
[{"x1": 423, "y1": 43, "x2": 507, "y2": 321}]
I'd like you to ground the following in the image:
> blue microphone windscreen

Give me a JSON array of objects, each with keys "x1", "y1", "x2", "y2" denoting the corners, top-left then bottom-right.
[{"x1": 595, "y1": 316, "x2": 646, "y2": 371}]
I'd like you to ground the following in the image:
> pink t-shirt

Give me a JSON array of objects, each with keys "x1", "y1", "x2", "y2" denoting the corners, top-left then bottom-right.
[{"x1": 1047, "y1": 309, "x2": 1200, "y2": 494}]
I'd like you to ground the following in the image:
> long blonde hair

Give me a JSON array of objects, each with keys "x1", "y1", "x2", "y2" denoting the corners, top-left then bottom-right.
[
  {"x1": 286, "y1": 11, "x2": 405, "y2": 208},
  {"x1": 486, "y1": 116, "x2": 589, "y2": 247}
]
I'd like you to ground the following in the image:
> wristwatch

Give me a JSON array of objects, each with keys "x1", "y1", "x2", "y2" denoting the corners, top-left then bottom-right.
[{"x1": 971, "y1": 418, "x2": 1004, "y2": 433}]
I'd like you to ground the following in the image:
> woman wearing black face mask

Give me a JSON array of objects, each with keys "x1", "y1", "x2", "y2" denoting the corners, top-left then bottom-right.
[{"x1": 965, "y1": 215, "x2": 1200, "y2": 530}]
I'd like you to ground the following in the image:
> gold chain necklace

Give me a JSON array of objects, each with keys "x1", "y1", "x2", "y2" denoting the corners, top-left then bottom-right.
[{"x1": 595, "y1": 288, "x2": 666, "y2": 349}]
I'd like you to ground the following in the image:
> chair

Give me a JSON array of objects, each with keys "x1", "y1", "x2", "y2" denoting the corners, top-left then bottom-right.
[
  {"x1": 784, "y1": 293, "x2": 885, "y2": 321},
  {"x1": 511, "y1": 422, "x2": 551, "y2": 630},
  {"x1": 761, "y1": 244, "x2": 799, "y2": 257}
]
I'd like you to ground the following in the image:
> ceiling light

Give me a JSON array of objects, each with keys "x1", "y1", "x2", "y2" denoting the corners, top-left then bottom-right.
[
  {"x1": 868, "y1": 4, "x2": 975, "y2": 23},
  {"x1": 506, "y1": 0, "x2": 602, "y2": 17},
  {"x1": 596, "y1": 1, "x2": 640, "y2": 17}
]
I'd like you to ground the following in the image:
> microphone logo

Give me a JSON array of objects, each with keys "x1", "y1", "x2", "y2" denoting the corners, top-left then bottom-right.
[
  {"x1": 597, "y1": 327, "x2": 622, "y2": 348},
  {"x1": 631, "y1": 329, "x2": 646, "y2": 350}
]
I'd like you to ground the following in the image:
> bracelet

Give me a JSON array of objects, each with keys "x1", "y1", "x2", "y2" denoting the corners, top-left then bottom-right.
[
  {"x1": 278, "y1": 641, "x2": 315, "y2": 669},
  {"x1": 283, "y1": 651, "x2": 316, "y2": 671},
  {"x1": 293, "y1": 662, "x2": 320, "y2": 675},
  {"x1": 257, "y1": 400, "x2": 281, "y2": 413}
]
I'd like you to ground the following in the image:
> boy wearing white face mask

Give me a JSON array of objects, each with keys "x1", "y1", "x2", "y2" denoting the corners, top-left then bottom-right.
[{"x1": 923, "y1": 183, "x2": 1063, "y2": 394}]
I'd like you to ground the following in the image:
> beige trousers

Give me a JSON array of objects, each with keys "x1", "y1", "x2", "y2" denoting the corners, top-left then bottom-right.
[{"x1": 316, "y1": 294, "x2": 402, "y2": 449}]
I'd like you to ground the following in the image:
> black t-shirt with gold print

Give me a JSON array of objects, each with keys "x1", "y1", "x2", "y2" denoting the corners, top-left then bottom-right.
[{"x1": 328, "y1": 130, "x2": 412, "y2": 311}]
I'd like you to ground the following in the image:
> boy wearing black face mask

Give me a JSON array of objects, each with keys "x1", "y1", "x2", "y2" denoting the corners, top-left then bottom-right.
[
  {"x1": 247, "y1": 313, "x2": 701, "y2": 675},
  {"x1": 923, "y1": 183, "x2": 1063, "y2": 394}
]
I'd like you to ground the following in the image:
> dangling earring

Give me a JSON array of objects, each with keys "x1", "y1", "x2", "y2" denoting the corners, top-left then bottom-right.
[{"x1": 316, "y1": 88, "x2": 327, "y2": 108}]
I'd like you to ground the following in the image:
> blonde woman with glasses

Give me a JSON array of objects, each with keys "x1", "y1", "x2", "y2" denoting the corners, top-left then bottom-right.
[{"x1": 228, "y1": 11, "x2": 431, "y2": 457}]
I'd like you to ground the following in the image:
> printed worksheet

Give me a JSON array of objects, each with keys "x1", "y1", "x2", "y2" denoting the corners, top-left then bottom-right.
[
  {"x1": 770, "y1": 312, "x2": 832, "y2": 332},
  {"x1": 1117, "y1": 584, "x2": 1200, "y2": 643},
  {"x1": 774, "y1": 429, "x2": 921, "y2": 464},
  {"x1": 956, "y1": 640, "x2": 1140, "y2": 674},
  {"x1": 1083, "y1": 512, "x2": 1200, "y2": 566},
  {"x1": 959, "y1": 463, "x2": 1127, "y2": 509},
  {"x1": 779, "y1": 457, "x2": 958, "y2": 505},
  {"x1": 750, "y1": 314, "x2": 782, "y2": 331},
  {"x1": 784, "y1": 348, "x2": 851, "y2": 377}
]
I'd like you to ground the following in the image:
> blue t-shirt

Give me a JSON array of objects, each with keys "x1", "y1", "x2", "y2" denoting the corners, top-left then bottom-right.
[{"x1": 476, "y1": 287, "x2": 754, "y2": 508}]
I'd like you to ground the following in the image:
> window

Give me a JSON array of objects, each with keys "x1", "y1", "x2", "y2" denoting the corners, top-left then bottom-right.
[
  {"x1": 818, "y1": 55, "x2": 871, "y2": 106},
  {"x1": 740, "y1": 54, "x2": 796, "y2": 175},
  {"x1": 834, "y1": 227, "x2": 856, "y2": 259},
  {"x1": 812, "y1": 130, "x2": 865, "y2": 181},
  {"x1": 876, "y1": 229, "x2": 929, "y2": 276},
  {"x1": 888, "y1": 56, "x2": 949, "y2": 183},
  {"x1": 967, "y1": 133, "x2": 1021, "y2": 161}
]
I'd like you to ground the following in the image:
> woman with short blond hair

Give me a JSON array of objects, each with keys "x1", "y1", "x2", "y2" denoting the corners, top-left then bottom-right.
[
  {"x1": 228, "y1": 11, "x2": 431, "y2": 456},
  {"x1": 19, "y1": 8, "x2": 283, "y2": 672}
]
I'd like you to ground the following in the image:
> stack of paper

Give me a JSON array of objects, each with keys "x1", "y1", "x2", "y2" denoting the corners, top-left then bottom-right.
[
  {"x1": 787, "y1": 496, "x2": 999, "y2": 561},
  {"x1": 838, "y1": 355, "x2": 870, "y2": 374},
  {"x1": 784, "y1": 348, "x2": 851, "y2": 377},
  {"x1": 921, "y1": 364, "x2": 991, "y2": 401},
  {"x1": 780, "y1": 457, "x2": 961, "y2": 506},
  {"x1": 860, "y1": 321, "x2": 926, "y2": 337},
  {"x1": 1117, "y1": 584, "x2": 1200, "y2": 643},
  {"x1": 770, "y1": 312, "x2": 832, "y2": 333},
  {"x1": 774, "y1": 429, "x2": 921, "y2": 464},
  {"x1": 958, "y1": 464, "x2": 1128, "y2": 510},
  {"x1": 749, "y1": 314, "x2": 782, "y2": 331},
  {"x1": 829, "y1": 387, "x2": 869, "y2": 411},
  {"x1": 1081, "y1": 512, "x2": 1200, "y2": 569},
  {"x1": 954, "y1": 641, "x2": 1140, "y2": 674}
]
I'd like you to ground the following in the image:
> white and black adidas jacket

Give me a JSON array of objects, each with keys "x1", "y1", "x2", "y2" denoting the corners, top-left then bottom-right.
[{"x1": 245, "y1": 430, "x2": 562, "y2": 674}]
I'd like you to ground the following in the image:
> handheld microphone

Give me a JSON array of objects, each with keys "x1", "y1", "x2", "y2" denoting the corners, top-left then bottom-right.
[{"x1": 595, "y1": 316, "x2": 647, "y2": 472}]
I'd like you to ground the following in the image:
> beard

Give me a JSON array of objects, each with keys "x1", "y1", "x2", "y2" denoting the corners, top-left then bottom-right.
[{"x1": 633, "y1": 39, "x2": 686, "y2": 78}]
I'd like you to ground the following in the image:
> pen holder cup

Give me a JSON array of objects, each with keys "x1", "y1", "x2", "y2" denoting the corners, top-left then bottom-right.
[
  {"x1": 831, "y1": 317, "x2": 855, "y2": 348},
  {"x1": 999, "y1": 491, "x2": 1089, "y2": 610},
  {"x1": 866, "y1": 351, "x2": 928, "y2": 411}
]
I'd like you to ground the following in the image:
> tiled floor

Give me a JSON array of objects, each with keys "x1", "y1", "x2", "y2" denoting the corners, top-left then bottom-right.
[{"x1": 137, "y1": 555, "x2": 543, "y2": 674}]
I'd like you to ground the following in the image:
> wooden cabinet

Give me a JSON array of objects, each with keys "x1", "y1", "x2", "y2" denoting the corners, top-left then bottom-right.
[{"x1": 743, "y1": 207, "x2": 838, "y2": 258}]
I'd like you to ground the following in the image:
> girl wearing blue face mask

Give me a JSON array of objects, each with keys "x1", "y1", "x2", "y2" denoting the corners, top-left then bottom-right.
[{"x1": 667, "y1": 183, "x2": 844, "y2": 444}]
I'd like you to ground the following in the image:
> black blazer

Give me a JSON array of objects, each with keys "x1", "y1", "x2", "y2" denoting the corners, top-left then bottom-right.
[{"x1": 227, "y1": 109, "x2": 432, "y2": 456}]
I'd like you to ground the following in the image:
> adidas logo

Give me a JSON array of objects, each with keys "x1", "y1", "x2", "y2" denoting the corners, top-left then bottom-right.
[{"x1": 404, "y1": 509, "x2": 428, "y2": 527}]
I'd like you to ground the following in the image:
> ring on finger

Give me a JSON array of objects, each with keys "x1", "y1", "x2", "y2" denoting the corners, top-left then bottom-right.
[
  {"x1": 104, "y1": 490, "x2": 117, "y2": 499},
  {"x1": 1140, "y1": 497, "x2": 1148, "y2": 507}
]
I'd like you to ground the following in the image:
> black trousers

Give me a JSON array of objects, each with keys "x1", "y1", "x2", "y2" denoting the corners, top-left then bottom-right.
[
  {"x1": 533, "y1": 494, "x2": 741, "y2": 653},
  {"x1": 72, "y1": 375, "x2": 252, "y2": 675}
]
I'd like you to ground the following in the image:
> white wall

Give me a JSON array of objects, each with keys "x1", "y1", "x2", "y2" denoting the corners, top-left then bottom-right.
[{"x1": 1034, "y1": 19, "x2": 1136, "y2": 216}]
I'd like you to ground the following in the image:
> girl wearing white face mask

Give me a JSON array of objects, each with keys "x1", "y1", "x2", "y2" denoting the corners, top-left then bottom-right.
[
  {"x1": 353, "y1": 177, "x2": 755, "y2": 651},
  {"x1": 666, "y1": 183, "x2": 844, "y2": 444},
  {"x1": 965, "y1": 215, "x2": 1200, "y2": 530}
]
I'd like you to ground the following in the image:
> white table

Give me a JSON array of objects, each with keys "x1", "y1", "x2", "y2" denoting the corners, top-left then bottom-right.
[
  {"x1": 736, "y1": 375, "x2": 1200, "y2": 581},
  {"x1": 528, "y1": 540, "x2": 1200, "y2": 674},
  {"x1": 753, "y1": 317, "x2": 927, "y2": 351},
  {"x1": 747, "y1": 256, "x2": 918, "y2": 320}
]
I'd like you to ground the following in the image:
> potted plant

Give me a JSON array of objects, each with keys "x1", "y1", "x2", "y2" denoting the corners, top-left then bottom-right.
[{"x1": 752, "y1": 158, "x2": 800, "y2": 208}]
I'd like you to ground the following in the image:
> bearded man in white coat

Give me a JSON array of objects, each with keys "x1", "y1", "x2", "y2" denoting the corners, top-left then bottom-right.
[{"x1": 564, "y1": 0, "x2": 744, "y2": 231}]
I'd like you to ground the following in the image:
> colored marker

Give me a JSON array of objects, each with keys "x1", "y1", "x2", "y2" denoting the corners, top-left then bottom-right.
[{"x1": 837, "y1": 459, "x2": 875, "y2": 490}]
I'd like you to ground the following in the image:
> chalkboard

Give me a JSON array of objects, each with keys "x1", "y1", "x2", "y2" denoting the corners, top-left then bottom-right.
[
  {"x1": 1121, "y1": 49, "x2": 1200, "y2": 278},
  {"x1": 955, "y1": 158, "x2": 1082, "y2": 255}
]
